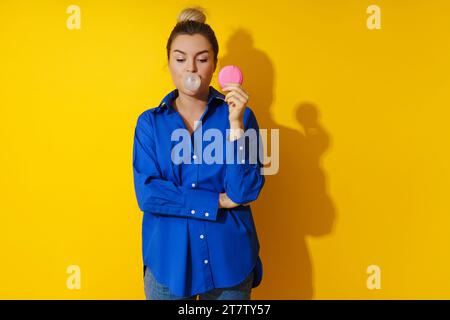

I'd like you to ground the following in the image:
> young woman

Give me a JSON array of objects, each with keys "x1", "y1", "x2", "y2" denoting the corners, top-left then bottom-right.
[{"x1": 132, "y1": 7, "x2": 265, "y2": 300}]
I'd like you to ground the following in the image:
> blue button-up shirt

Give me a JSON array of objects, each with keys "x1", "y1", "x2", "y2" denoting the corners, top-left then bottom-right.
[{"x1": 132, "y1": 86, "x2": 265, "y2": 297}]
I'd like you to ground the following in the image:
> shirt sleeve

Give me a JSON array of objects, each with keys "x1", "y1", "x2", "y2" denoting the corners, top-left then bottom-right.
[
  {"x1": 132, "y1": 111, "x2": 220, "y2": 221},
  {"x1": 224, "y1": 107, "x2": 265, "y2": 204}
]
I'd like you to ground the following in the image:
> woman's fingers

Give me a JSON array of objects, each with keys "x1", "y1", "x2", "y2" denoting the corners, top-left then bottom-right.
[
  {"x1": 225, "y1": 90, "x2": 248, "y2": 106},
  {"x1": 220, "y1": 192, "x2": 245, "y2": 209},
  {"x1": 223, "y1": 85, "x2": 249, "y2": 100},
  {"x1": 225, "y1": 92, "x2": 244, "y2": 104},
  {"x1": 227, "y1": 96, "x2": 242, "y2": 108},
  {"x1": 223, "y1": 84, "x2": 250, "y2": 112}
]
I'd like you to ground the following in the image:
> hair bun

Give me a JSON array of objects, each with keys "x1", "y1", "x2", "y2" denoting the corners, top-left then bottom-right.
[{"x1": 177, "y1": 7, "x2": 207, "y2": 24}]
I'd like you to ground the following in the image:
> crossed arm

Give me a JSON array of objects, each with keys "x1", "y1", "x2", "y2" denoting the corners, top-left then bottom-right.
[{"x1": 133, "y1": 86, "x2": 264, "y2": 221}]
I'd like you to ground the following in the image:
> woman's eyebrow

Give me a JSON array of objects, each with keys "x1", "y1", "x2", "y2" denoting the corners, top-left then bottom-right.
[{"x1": 173, "y1": 49, "x2": 210, "y2": 55}]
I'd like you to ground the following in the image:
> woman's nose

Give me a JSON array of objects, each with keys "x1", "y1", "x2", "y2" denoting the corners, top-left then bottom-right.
[{"x1": 186, "y1": 59, "x2": 197, "y2": 73}]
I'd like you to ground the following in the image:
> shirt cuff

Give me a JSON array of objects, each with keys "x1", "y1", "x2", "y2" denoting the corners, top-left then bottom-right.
[{"x1": 184, "y1": 188, "x2": 221, "y2": 221}]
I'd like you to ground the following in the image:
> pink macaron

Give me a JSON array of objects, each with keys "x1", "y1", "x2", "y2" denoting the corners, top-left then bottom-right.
[{"x1": 218, "y1": 65, "x2": 243, "y2": 90}]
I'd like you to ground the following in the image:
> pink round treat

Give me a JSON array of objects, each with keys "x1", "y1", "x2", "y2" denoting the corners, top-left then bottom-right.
[{"x1": 218, "y1": 65, "x2": 243, "y2": 89}]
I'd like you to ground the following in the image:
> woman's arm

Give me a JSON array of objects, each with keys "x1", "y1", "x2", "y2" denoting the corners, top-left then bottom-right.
[
  {"x1": 133, "y1": 112, "x2": 221, "y2": 221},
  {"x1": 222, "y1": 84, "x2": 265, "y2": 205}
]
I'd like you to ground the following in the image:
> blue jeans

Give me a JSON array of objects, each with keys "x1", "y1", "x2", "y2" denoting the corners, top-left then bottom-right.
[{"x1": 144, "y1": 265, "x2": 254, "y2": 300}]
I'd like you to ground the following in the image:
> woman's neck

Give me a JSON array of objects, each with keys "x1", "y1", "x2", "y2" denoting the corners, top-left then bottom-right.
[{"x1": 175, "y1": 89, "x2": 209, "y2": 114}]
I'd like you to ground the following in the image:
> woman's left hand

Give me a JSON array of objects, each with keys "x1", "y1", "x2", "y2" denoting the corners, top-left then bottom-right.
[
  {"x1": 219, "y1": 193, "x2": 251, "y2": 209},
  {"x1": 222, "y1": 83, "x2": 249, "y2": 124}
]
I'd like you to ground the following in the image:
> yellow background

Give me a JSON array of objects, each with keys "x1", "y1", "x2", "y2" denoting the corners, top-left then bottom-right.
[{"x1": 1, "y1": 0, "x2": 450, "y2": 299}]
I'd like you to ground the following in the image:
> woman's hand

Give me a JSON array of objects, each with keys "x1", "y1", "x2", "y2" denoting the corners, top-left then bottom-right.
[
  {"x1": 222, "y1": 84, "x2": 249, "y2": 138},
  {"x1": 218, "y1": 192, "x2": 251, "y2": 209}
]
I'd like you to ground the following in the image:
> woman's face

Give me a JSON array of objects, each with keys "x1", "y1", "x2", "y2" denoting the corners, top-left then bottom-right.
[{"x1": 169, "y1": 34, "x2": 216, "y2": 97}]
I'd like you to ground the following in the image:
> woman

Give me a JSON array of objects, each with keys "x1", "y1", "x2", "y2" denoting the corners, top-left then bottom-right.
[{"x1": 132, "y1": 7, "x2": 265, "y2": 300}]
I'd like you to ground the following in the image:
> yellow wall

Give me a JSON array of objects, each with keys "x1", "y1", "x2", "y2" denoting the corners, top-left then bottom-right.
[{"x1": 1, "y1": 0, "x2": 450, "y2": 299}]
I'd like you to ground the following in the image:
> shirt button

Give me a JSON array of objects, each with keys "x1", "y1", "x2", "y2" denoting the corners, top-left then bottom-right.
[
  {"x1": 192, "y1": 154, "x2": 197, "y2": 160},
  {"x1": 239, "y1": 146, "x2": 244, "y2": 151},
  {"x1": 204, "y1": 259, "x2": 208, "y2": 264},
  {"x1": 191, "y1": 209, "x2": 196, "y2": 214},
  {"x1": 200, "y1": 234, "x2": 204, "y2": 239},
  {"x1": 191, "y1": 183, "x2": 196, "y2": 188},
  {"x1": 204, "y1": 212, "x2": 209, "y2": 217},
  {"x1": 241, "y1": 159, "x2": 245, "y2": 164}
]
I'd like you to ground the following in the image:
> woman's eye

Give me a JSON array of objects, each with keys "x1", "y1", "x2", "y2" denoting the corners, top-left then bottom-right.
[{"x1": 175, "y1": 58, "x2": 207, "y2": 63}]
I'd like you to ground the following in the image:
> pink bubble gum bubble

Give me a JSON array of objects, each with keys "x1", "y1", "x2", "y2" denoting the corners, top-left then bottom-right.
[{"x1": 218, "y1": 65, "x2": 243, "y2": 90}]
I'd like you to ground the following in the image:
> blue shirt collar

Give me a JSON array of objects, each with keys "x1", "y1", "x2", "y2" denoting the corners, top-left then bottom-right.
[{"x1": 154, "y1": 86, "x2": 225, "y2": 113}]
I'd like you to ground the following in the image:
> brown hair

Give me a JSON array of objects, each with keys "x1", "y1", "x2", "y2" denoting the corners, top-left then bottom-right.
[{"x1": 166, "y1": 7, "x2": 219, "y2": 67}]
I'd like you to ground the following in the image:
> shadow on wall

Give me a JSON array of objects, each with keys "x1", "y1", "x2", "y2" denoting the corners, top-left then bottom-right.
[{"x1": 220, "y1": 29, "x2": 338, "y2": 299}]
